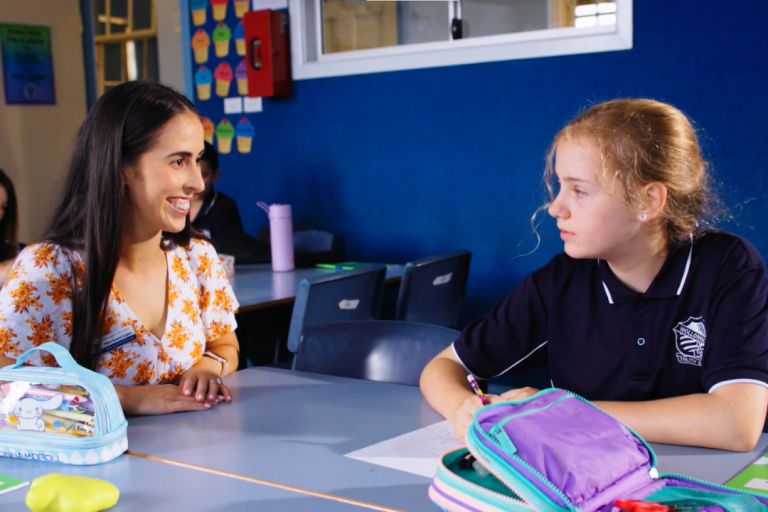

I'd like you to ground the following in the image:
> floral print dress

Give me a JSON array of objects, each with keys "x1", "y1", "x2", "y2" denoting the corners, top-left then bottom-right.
[{"x1": 0, "y1": 238, "x2": 238, "y2": 385}]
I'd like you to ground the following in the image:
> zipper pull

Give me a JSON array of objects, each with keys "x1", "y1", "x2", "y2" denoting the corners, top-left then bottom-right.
[{"x1": 490, "y1": 424, "x2": 518, "y2": 455}]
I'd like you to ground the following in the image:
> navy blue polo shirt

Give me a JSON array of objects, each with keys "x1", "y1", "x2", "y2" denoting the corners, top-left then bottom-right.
[{"x1": 454, "y1": 230, "x2": 768, "y2": 401}]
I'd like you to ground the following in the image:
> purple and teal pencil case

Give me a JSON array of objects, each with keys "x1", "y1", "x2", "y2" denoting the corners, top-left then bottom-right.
[
  {"x1": 0, "y1": 342, "x2": 127, "y2": 464},
  {"x1": 430, "y1": 388, "x2": 768, "y2": 511}
]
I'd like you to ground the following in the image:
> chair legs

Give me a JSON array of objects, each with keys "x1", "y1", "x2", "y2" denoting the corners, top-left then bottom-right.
[{"x1": 235, "y1": 305, "x2": 293, "y2": 368}]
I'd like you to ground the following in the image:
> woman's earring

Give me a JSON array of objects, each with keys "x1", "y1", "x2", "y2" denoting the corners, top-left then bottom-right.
[{"x1": 639, "y1": 212, "x2": 649, "y2": 222}]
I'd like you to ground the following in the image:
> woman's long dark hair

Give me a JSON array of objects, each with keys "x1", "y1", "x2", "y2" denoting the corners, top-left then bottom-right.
[
  {"x1": 45, "y1": 81, "x2": 198, "y2": 370},
  {"x1": 0, "y1": 168, "x2": 19, "y2": 260}
]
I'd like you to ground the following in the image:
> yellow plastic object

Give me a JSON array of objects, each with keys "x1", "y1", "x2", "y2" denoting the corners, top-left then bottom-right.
[{"x1": 25, "y1": 473, "x2": 119, "y2": 512}]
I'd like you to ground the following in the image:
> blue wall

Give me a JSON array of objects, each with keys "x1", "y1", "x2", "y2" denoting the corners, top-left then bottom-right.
[{"x1": 212, "y1": 1, "x2": 768, "y2": 321}]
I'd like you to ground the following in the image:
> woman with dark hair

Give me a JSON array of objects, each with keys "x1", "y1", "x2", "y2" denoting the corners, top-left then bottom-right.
[
  {"x1": 0, "y1": 168, "x2": 21, "y2": 284},
  {"x1": 0, "y1": 81, "x2": 240, "y2": 416}
]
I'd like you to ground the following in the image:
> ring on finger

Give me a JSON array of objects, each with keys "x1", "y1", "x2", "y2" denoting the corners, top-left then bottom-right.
[{"x1": 215, "y1": 377, "x2": 223, "y2": 385}]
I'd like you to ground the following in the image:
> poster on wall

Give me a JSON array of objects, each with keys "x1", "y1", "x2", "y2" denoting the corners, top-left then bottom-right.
[{"x1": 0, "y1": 24, "x2": 56, "y2": 105}]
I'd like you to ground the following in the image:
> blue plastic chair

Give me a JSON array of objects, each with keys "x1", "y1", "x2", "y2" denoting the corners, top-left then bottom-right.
[
  {"x1": 395, "y1": 250, "x2": 471, "y2": 328},
  {"x1": 292, "y1": 320, "x2": 461, "y2": 385},
  {"x1": 286, "y1": 265, "x2": 386, "y2": 353},
  {"x1": 293, "y1": 229, "x2": 340, "y2": 267}
]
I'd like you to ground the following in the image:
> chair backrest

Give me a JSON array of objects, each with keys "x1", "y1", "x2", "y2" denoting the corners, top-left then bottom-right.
[
  {"x1": 292, "y1": 320, "x2": 461, "y2": 385},
  {"x1": 259, "y1": 226, "x2": 341, "y2": 267},
  {"x1": 395, "y1": 250, "x2": 471, "y2": 328},
  {"x1": 294, "y1": 229, "x2": 340, "y2": 267},
  {"x1": 293, "y1": 229, "x2": 335, "y2": 253},
  {"x1": 286, "y1": 265, "x2": 386, "y2": 353}
]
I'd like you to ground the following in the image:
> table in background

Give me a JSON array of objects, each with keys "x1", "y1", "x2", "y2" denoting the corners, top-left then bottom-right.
[
  {"x1": 125, "y1": 368, "x2": 768, "y2": 511},
  {"x1": 232, "y1": 264, "x2": 403, "y2": 366},
  {"x1": 233, "y1": 264, "x2": 403, "y2": 312}
]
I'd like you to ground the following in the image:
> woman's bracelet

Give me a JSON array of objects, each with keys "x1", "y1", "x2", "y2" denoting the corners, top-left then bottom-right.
[{"x1": 202, "y1": 351, "x2": 228, "y2": 376}]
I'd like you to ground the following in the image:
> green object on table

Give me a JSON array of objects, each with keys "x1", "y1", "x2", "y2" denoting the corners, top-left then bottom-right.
[
  {"x1": 726, "y1": 452, "x2": 768, "y2": 497},
  {"x1": 25, "y1": 473, "x2": 119, "y2": 512},
  {"x1": 0, "y1": 471, "x2": 28, "y2": 495},
  {"x1": 315, "y1": 262, "x2": 380, "y2": 270}
]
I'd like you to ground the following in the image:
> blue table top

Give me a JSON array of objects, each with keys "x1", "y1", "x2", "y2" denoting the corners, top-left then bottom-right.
[
  {"x1": 2, "y1": 367, "x2": 765, "y2": 511},
  {"x1": 126, "y1": 368, "x2": 768, "y2": 511},
  {"x1": 0, "y1": 449, "x2": 372, "y2": 511}
]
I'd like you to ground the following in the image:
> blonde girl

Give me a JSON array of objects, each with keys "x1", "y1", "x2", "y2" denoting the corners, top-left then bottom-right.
[{"x1": 421, "y1": 99, "x2": 768, "y2": 451}]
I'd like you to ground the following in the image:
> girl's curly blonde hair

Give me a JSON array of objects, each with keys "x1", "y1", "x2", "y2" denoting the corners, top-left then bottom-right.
[{"x1": 544, "y1": 99, "x2": 714, "y2": 243}]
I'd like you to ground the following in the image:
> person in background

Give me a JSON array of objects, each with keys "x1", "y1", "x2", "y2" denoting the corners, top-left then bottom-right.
[
  {"x1": 190, "y1": 142, "x2": 265, "y2": 262},
  {"x1": 0, "y1": 81, "x2": 239, "y2": 416},
  {"x1": 0, "y1": 168, "x2": 22, "y2": 285},
  {"x1": 421, "y1": 98, "x2": 768, "y2": 452}
]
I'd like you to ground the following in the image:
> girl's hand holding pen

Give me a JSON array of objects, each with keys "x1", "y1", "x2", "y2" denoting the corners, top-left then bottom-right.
[
  {"x1": 452, "y1": 375, "x2": 497, "y2": 442},
  {"x1": 452, "y1": 377, "x2": 541, "y2": 442}
]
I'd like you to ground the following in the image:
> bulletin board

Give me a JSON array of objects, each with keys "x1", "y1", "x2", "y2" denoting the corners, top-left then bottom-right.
[{"x1": 187, "y1": 0, "x2": 261, "y2": 156}]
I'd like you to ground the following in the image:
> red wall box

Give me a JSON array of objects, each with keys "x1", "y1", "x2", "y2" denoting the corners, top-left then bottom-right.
[{"x1": 244, "y1": 9, "x2": 291, "y2": 97}]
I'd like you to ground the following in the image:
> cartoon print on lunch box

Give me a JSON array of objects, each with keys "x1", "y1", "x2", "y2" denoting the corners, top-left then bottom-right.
[{"x1": 14, "y1": 395, "x2": 63, "y2": 431}]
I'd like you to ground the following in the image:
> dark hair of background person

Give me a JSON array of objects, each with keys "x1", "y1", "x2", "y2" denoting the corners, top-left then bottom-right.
[
  {"x1": 45, "y1": 80, "x2": 200, "y2": 370},
  {"x1": 0, "y1": 168, "x2": 19, "y2": 260},
  {"x1": 201, "y1": 140, "x2": 219, "y2": 173}
]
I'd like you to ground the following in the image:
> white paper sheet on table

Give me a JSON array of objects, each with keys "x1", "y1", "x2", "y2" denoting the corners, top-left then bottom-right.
[{"x1": 345, "y1": 420, "x2": 461, "y2": 478}]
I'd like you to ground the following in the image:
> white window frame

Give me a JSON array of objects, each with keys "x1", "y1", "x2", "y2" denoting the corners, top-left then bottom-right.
[{"x1": 289, "y1": 0, "x2": 632, "y2": 80}]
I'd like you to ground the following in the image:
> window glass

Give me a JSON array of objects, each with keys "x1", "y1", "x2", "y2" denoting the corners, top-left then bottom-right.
[
  {"x1": 133, "y1": 0, "x2": 152, "y2": 30},
  {"x1": 91, "y1": 0, "x2": 158, "y2": 95},
  {"x1": 146, "y1": 37, "x2": 159, "y2": 81},
  {"x1": 292, "y1": 0, "x2": 630, "y2": 80},
  {"x1": 320, "y1": 0, "x2": 616, "y2": 54},
  {"x1": 94, "y1": 0, "x2": 106, "y2": 35},
  {"x1": 110, "y1": 0, "x2": 127, "y2": 18},
  {"x1": 104, "y1": 43, "x2": 123, "y2": 81}
]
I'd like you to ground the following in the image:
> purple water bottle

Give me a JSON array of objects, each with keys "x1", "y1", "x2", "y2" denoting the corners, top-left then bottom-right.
[{"x1": 259, "y1": 202, "x2": 294, "y2": 272}]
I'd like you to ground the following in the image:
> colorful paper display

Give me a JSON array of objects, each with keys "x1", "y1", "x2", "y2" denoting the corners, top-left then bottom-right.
[
  {"x1": 236, "y1": 117, "x2": 255, "y2": 153},
  {"x1": 200, "y1": 116, "x2": 215, "y2": 144},
  {"x1": 235, "y1": 20, "x2": 246, "y2": 56},
  {"x1": 214, "y1": 61, "x2": 233, "y2": 97},
  {"x1": 211, "y1": 0, "x2": 228, "y2": 21},
  {"x1": 194, "y1": 66, "x2": 213, "y2": 100},
  {"x1": 236, "y1": 59, "x2": 248, "y2": 96},
  {"x1": 0, "y1": 24, "x2": 56, "y2": 105},
  {"x1": 212, "y1": 22, "x2": 231, "y2": 58},
  {"x1": 216, "y1": 118, "x2": 235, "y2": 154},
  {"x1": 234, "y1": 0, "x2": 249, "y2": 18},
  {"x1": 191, "y1": 29, "x2": 210, "y2": 64},
  {"x1": 189, "y1": 0, "x2": 263, "y2": 156},
  {"x1": 190, "y1": 0, "x2": 207, "y2": 25}
]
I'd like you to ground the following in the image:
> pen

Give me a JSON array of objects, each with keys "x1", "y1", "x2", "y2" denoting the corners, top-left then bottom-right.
[
  {"x1": 466, "y1": 374, "x2": 490, "y2": 406},
  {"x1": 45, "y1": 409, "x2": 95, "y2": 424}
]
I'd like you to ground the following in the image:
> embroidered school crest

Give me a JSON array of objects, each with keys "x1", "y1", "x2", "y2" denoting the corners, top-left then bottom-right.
[{"x1": 673, "y1": 316, "x2": 706, "y2": 366}]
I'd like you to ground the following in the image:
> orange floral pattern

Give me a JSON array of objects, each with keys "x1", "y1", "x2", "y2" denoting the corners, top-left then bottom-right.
[
  {"x1": 197, "y1": 252, "x2": 213, "y2": 279},
  {"x1": 0, "y1": 326, "x2": 20, "y2": 356},
  {"x1": 26, "y1": 316, "x2": 55, "y2": 346},
  {"x1": 10, "y1": 281, "x2": 42, "y2": 313},
  {"x1": 45, "y1": 271, "x2": 72, "y2": 306},
  {"x1": 0, "y1": 240, "x2": 238, "y2": 385},
  {"x1": 32, "y1": 244, "x2": 57, "y2": 268},
  {"x1": 213, "y1": 288, "x2": 234, "y2": 313}
]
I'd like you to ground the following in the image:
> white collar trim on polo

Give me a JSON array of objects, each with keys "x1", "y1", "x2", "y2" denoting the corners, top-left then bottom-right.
[{"x1": 599, "y1": 234, "x2": 694, "y2": 305}]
